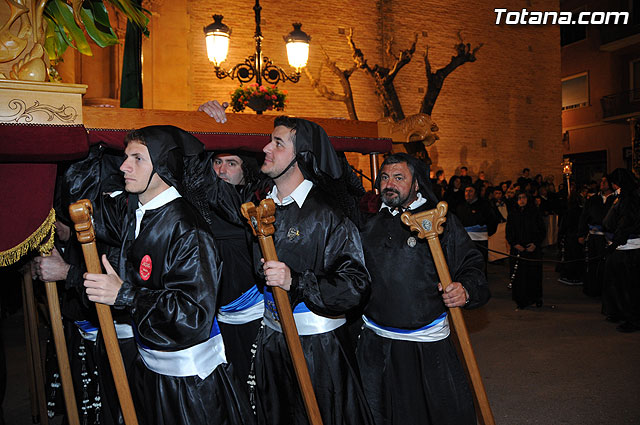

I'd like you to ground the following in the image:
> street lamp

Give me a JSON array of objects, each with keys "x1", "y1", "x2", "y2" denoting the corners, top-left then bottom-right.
[
  {"x1": 203, "y1": 0, "x2": 311, "y2": 86},
  {"x1": 562, "y1": 158, "x2": 573, "y2": 197}
]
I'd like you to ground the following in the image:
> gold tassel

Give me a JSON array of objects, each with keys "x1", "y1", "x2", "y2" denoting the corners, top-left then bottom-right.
[{"x1": 0, "y1": 209, "x2": 56, "y2": 267}]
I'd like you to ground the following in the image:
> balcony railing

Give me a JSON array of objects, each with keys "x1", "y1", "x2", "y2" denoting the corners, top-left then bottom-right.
[{"x1": 601, "y1": 89, "x2": 640, "y2": 119}]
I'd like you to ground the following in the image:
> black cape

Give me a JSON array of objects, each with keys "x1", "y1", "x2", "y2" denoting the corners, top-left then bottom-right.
[
  {"x1": 505, "y1": 204, "x2": 546, "y2": 308},
  {"x1": 577, "y1": 193, "x2": 616, "y2": 296},
  {"x1": 603, "y1": 188, "x2": 640, "y2": 327},
  {"x1": 206, "y1": 166, "x2": 264, "y2": 386},
  {"x1": 252, "y1": 187, "x2": 373, "y2": 425},
  {"x1": 358, "y1": 202, "x2": 490, "y2": 425},
  {"x1": 97, "y1": 194, "x2": 253, "y2": 425}
]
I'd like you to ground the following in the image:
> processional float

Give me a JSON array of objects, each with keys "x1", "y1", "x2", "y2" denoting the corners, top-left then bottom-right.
[{"x1": 1, "y1": 103, "x2": 391, "y2": 423}]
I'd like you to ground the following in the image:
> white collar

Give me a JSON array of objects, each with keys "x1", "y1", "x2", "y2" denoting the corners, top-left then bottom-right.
[
  {"x1": 380, "y1": 192, "x2": 427, "y2": 216},
  {"x1": 267, "y1": 179, "x2": 314, "y2": 208},
  {"x1": 138, "y1": 186, "x2": 181, "y2": 212},
  {"x1": 135, "y1": 186, "x2": 181, "y2": 238}
]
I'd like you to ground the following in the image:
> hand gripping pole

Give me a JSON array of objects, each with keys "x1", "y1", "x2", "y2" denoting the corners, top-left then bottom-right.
[
  {"x1": 401, "y1": 201, "x2": 495, "y2": 425},
  {"x1": 241, "y1": 199, "x2": 323, "y2": 425},
  {"x1": 69, "y1": 199, "x2": 138, "y2": 425}
]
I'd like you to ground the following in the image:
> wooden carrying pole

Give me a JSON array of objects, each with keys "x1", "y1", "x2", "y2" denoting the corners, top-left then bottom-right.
[
  {"x1": 41, "y1": 273, "x2": 80, "y2": 425},
  {"x1": 401, "y1": 201, "x2": 495, "y2": 425},
  {"x1": 69, "y1": 200, "x2": 139, "y2": 425},
  {"x1": 21, "y1": 268, "x2": 49, "y2": 424},
  {"x1": 29, "y1": 241, "x2": 79, "y2": 425},
  {"x1": 241, "y1": 199, "x2": 323, "y2": 425}
]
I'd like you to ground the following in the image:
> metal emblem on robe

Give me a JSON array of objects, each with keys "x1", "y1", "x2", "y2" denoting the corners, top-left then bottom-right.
[
  {"x1": 287, "y1": 227, "x2": 300, "y2": 241},
  {"x1": 407, "y1": 236, "x2": 417, "y2": 247}
]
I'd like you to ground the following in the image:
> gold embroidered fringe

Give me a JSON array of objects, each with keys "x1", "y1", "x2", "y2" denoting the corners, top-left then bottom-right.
[{"x1": 0, "y1": 208, "x2": 56, "y2": 266}]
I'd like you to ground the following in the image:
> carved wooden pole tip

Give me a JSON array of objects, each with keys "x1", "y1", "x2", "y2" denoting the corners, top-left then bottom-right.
[
  {"x1": 69, "y1": 199, "x2": 93, "y2": 225},
  {"x1": 240, "y1": 202, "x2": 259, "y2": 237},
  {"x1": 400, "y1": 201, "x2": 449, "y2": 239},
  {"x1": 259, "y1": 198, "x2": 276, "y2": 216}
]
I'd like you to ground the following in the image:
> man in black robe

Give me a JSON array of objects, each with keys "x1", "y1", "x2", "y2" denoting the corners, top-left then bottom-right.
[
  {"x1": 207, "y1": 151, "x2": 266, "y2": 385},
  {"x1": 82, "y1": 126, "x2": 253, "y2": 425},
  {"x1": 358, "y1": 153, "x2": 490, "y2": 425},
  {"x1": 517, "y1": 168, "x2": 533, "y2": 189},
  {"x1": 603, "y1": 168, "x2": 640, "y2": 333},
  {"x1": 455, "y1": 185, "x2": 499, "y2": 273},
  {"x1": 252, "y1": 116, "x2": 373, "y2": 425},
  {"x1": 577, "y1": 176, "x2": 616, "y2": 298}
]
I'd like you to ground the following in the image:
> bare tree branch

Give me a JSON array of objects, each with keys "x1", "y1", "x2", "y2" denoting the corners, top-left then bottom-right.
[
  {"x1": 385, "y1": 38, "x2": 398, "y2": 62},
  {"x1": 304, "y1": 43, "x2": 359, "y2": 119},
  {"x1": 348, "y1": 28, "x2": 418, "y2": 121},
  {"x1": 420, "y1": 31, "x2": 483, "y2": 115},
  {"x1": 387, "y1": 33, "x2": 418, "y2": 81}
]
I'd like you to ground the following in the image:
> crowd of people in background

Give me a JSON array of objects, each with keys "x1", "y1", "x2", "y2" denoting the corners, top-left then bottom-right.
[{"x1": 430, "y1": 166, "x2": 640, "y2": 333}]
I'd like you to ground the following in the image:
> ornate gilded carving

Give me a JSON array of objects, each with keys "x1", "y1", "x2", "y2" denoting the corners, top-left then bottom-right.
[
  {"x1": 0, "y1": 98, "x2": 78, "y2": 123},
  {"x1": 378, "y1": 113, "x2": 440, "y2": 147},
  {"x1": 0, "y1": 0, "x2": 48, "y2": 81},
  {"x1": 0, "y1": 0, "x2": 30, "y2": 62}
]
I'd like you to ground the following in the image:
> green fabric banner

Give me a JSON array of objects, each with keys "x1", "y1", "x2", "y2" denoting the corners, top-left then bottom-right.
[{"x1": 120, "y1": 0, "x2": 143, "y2": 108}]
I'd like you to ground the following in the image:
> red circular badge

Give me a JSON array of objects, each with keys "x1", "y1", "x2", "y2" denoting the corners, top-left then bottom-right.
[{"x1": 139, "y1": 255, "x2": 152, "y2": 281}]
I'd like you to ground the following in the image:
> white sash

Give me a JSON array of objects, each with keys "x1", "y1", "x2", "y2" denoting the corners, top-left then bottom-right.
[
  {"x1": 617, "y1": 238, "x2": 640, "y2": 250},
  {"x1": 217, "y1": 300, "x2": 264, "y2": 325},
  {"x1": 362, "y1": 314, "x2": 450, "y2": 342},
  {"x1": 263, "y1": 304, "x2": 346, "y2": 336},
  {"x1": 137, "y1": 333, "x2": 227, "y2": 379}
]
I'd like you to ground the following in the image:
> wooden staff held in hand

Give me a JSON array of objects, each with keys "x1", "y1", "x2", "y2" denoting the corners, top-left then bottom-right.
[
  {"x1": 401, "y1": 201, "x2": 495, "y2": 425},
  {"x1": 69, "y1": 199, "x2": 139, "y2": 425},
  {"x1": 241, "y1": 199, "x2": 323, "y2": 425}
]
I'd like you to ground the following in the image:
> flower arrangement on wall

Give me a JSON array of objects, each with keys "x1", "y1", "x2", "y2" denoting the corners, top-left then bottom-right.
[{"x1": 230, "y1": 83, "x2": 287, "y2": 114}]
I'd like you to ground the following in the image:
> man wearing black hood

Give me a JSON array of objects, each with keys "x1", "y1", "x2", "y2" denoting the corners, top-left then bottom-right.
[
  {"x1": 82, "y1": 126, "x2": 253, "y2": 425},
  {"x1": 602, "y1": 168, "x2": 640, "y2": 333},
  {"x1": 207, "y1": 150, "x2": 266, "y2": 386},
  {"x1": 358, "y1": 153, "x2": 490, "y2": 425},
  {"x1": 252, "y1": 116, "x2": 373, "y2": 425}
]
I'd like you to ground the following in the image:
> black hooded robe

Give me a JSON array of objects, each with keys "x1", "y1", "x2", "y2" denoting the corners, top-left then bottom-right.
[
  {"x1": 207, "y1": 171, "x2": 264, "y2": 388},
  {"x1": 97, "y1": 192, "x2": 252, "y2": 425},
  {"x1": 252, "y1": 187, "x2": 373, "y2": 425},
  {"x1": 577, "y1": 192, "x2": 616, "y2": 297},
  {"x1": 358, "y1": 204, "x2": 490, "y2": 425},
  {"x1": 505, "y1": 204, "x2": 546, "y2": 308},
  {"x1": 88, "y1": 126, "x2": 253, "y2": 425},
  {"x1": 602, "y1": 187, "x2": 640, "y2": 329}
]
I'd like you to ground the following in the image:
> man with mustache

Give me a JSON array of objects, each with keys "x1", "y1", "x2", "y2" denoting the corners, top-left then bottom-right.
[{"x1": 358, "y1": 153, "x2": 490, "y2": 425}]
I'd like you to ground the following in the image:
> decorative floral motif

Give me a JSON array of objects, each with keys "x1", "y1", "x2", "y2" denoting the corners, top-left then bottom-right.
[
  {"x1": 0, "y1": 99, "x2": 78, "y2": 123},
  {"x1": 230, "y1": 83, "x2": 287, "y2": 113}
]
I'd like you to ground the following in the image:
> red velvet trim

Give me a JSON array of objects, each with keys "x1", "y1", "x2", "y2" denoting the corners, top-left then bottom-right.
[
  {"x1": 0, "y1": 163, "x2": 56, "y2": 252},
  {"x1": 0, "y1": 124, "x2": 89, "y2": 162}
]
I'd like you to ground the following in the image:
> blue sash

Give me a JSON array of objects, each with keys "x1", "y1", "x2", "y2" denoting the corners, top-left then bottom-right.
[
  {"x1": 219, "y1": 284, "x2": 263, "y2": 312},
  {"x1": 465, "y1": 224, "x2": 488, "y2": 241}
]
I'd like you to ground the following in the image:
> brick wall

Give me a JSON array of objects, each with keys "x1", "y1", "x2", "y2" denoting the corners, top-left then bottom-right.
[{"x1": 145, "y1": 0, "x2": 563, "y2": 186}]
